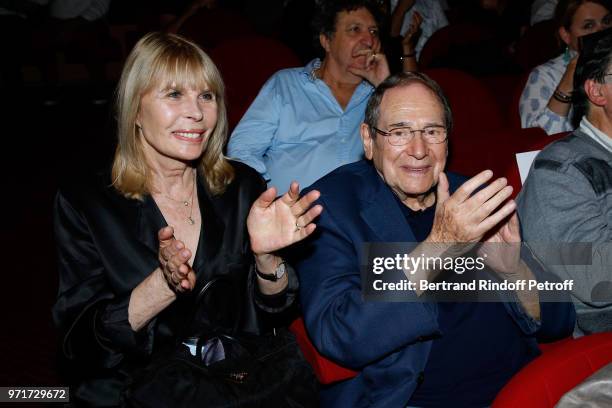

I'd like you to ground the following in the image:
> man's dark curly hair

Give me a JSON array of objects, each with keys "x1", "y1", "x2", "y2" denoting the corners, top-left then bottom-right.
[
  {"x1": 311, "y1": 0, "x2": 384, "y2": 56},
  {"x1": 572, "y1": 28, "x2": 612, "y2": 126}
]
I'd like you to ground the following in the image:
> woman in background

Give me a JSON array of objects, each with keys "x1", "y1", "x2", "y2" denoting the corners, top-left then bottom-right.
[{"x1": 520, "y1": 0, "x2": 611, "y2": 135}]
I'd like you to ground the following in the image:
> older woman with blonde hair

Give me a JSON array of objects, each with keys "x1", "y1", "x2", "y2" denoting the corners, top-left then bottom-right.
[{"x1": 52, "y1": 32, "x2": 321, "y2": 406}]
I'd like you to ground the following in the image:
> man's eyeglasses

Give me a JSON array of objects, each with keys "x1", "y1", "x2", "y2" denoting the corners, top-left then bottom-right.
[{"x1": 372, "y1": 125, "x2": 448, "y2": 146}]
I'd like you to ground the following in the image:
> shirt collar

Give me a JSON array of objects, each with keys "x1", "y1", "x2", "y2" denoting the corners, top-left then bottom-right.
[
  {"x1": 302, "y1": 58, "x2": 322, "y2": 82},
  {"x1": 579, "y1": 117, "x2": 612, "y2": 153},
  {"x1": 301, "y1": 58, "x2": 374, "y2": 91}
]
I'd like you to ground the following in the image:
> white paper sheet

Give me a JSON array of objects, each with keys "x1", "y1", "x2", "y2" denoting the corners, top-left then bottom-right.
[{"x1": 515, "y1": 150, "x2": 541, "y2": 185}]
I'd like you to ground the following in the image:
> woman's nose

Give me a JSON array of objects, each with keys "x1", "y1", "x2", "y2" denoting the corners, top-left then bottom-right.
[{"x1": 184, "y1": 97, "x2": 203, "y2": 121}]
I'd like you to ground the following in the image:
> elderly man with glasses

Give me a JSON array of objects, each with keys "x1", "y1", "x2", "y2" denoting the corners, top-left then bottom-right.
[
  {"x1": 518, "y1": 28, "x2": 612, "y2": 336},
  {"x1": 294, "y1": 72, "x2": 575, "y2": 408}
]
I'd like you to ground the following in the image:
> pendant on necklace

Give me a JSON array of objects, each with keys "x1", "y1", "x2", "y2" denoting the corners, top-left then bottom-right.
[
  {"x1": 187, "y1": 216, "x2": 195, "y2": 225},
  {"x1": 183, "y1": 201, "x2": 189, "y2": 207}
]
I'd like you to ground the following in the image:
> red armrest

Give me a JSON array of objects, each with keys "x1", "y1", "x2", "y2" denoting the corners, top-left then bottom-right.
[
  {"x1": 493, "y1": 332, "x2": 612, "y2": 408},
  {"x1": 289, "y1": 318, "x2": 575, "y2": 387},
  {"x1": 289, "y1": 318, "x2": 358, "y2": 384}
]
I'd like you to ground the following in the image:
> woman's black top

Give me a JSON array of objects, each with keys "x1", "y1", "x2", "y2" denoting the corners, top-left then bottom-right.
[{"x1": 52, "y1": 161, "x2": 298, "y2": 406}]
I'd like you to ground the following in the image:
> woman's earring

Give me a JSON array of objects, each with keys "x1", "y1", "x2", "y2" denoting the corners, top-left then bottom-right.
[{"x1": 563, "y1": 46, "x2": 571, "y2": 63}]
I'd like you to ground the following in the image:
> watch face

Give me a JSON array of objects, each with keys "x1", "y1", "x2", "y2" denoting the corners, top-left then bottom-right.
[{"x1": 275, "y1": 262, "x2": 286, "y2": 279}]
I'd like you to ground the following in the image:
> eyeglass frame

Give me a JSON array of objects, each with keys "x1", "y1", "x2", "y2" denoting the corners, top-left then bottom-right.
[{"x1": 371, "y1": 125, "x2": 448, "y2": 146}]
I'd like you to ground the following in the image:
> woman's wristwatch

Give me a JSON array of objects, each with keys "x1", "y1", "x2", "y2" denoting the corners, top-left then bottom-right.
[{"x1": 255, "y1": 260, "x2": 287, "y2": 282}]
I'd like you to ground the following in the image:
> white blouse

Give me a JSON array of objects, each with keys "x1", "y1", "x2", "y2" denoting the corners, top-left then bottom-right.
[{"x1": 519, "y1": 52, "x2": 575, "y2": 135}]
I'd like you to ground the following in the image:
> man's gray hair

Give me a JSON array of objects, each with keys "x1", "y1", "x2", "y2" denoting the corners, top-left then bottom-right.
[{"x1": 364, "y1": 72, "x2": 453, "y2": 136}]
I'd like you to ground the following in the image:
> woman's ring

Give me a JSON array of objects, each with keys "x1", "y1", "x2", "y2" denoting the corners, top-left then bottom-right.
[{"x1": 295, "y1": 220, "x2": 303, "y2": 232}]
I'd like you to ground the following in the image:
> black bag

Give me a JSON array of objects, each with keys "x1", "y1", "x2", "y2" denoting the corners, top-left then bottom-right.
[
  {"x1": 123, "y1": 329, "x2": 318, "y2": 408},
  {"x1": 122, "y1": 276, "x2": 319, "y2": 408}
]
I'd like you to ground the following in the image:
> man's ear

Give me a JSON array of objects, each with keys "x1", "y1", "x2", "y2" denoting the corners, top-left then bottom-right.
[
  {"x1": 361, "y1": 123, "x2": 374, "y2": 160},
  {"x1": 584, "y1": 79, "x2": 608, "y2": 107},
  {"x1": 319, "y1": 33, "x2": 331, "y2": 53},
  {"x1": 559, "y1": 26, "x2": 571, "y2": 47}
]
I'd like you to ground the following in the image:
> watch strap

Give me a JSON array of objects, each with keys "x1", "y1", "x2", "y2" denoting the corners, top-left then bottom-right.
[{"x1": 255, "y1": 260, "x2": 286, "y2": 282}]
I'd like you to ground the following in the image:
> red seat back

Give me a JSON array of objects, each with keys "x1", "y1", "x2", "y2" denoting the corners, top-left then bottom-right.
[
  {"x1": 425, "y1": 67, "x2": 504, "y2": 134},
  {"x1": 419, "y1": 23, "x2": 495, "y2": 70},
  {"x1": 493, "y1": 332, "x2": 612, "y2": 408},
  {"x1": 481, "y1": 73, "x2": 529, "y2": 129},
  {"x1": 514, "y1": 19, "x2": 560, "y2": 72},
  {"x1": 179, "y1": 8, "x2": 256, "y2": 50},
  {"x1": 209, "y1": 36, "x2": 301, "y2": 131},
  {"x1": 424, "y1": 68, "x2": 505, "y2": 177}
]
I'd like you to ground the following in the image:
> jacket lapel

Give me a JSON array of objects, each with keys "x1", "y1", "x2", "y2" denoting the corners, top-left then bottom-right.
[
  {"x1": 137, "y1": 194, "x2": 167, "y2": 256},
  {"x1": 133, "y1": 174, "x2": 225, "y2": 287},
  {"x1": 193, "y1": 175, "x2": 225, "y2": 286},
  {"x1": 359, "y1": 164, "x2": 417, "y2": 243}
]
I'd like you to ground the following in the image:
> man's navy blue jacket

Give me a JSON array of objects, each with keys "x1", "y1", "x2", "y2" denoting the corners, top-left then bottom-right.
[{"x1": 294, "y1": 160, "x2": 575, "y2": 408}]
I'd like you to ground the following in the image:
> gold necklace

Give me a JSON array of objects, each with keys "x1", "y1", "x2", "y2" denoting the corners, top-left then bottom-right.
[
  {"x1": 159, "y1": 171, "x2": 197, "y2": 225},
  {"x1": 186, "y1": 173, "x2": 196, "y2": 225}
]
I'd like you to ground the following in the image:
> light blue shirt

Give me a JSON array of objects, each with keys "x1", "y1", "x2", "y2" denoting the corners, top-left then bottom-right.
[{"x1": 227, "y1": 59, "x2": 373, "y2": 192}]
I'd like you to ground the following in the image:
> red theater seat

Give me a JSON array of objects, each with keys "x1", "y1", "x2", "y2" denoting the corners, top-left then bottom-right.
[
  {"x1": 290, "y1": 313, "x2": 574, "y2": 387},
  {"x1": 209, "y1": 36, "x2": 301, "y2": 131},
  {"x1": 289, "y1": 318, "x2": 358, "y2": 384},
  {"x1": 425, "y1": 68, "x2": 504, "y2": 136},
  {"x1": 514, "y1": 20, "x2": 559, "y2": 72},
  {"x1": 419, "y1": 23, "x2": 494, "y2": 71},
  {"x1": 493, "y1": 332, "x2": 612, "y2": 408},
  {"x1": 424, "y1": 68, "x2": 505, "y2": 177},
  {"x1": 482, "y1": 73, "x2": 529, "y2": 129},
  {"x1": 178, "y1": 8, "x2": 255, "y2": 50}
]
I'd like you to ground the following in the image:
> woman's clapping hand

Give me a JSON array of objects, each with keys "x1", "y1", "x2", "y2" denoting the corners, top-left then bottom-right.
[
  {"x1": 158, "y1": 226, "x2": 197, "y2": 292},
  {"x1": 247, "y1": 182, "x2": 323, "y2": 256}
]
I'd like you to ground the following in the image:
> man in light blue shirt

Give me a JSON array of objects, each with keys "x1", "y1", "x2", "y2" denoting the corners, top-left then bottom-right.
[{"x1": 228, "y1": 0, "x2": 390, "y2": 191}]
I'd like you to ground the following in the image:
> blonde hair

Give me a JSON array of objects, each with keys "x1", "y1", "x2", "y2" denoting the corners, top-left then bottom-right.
[{"x1": 112, "y1": 32, "x2": 234, "y2": 199}]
